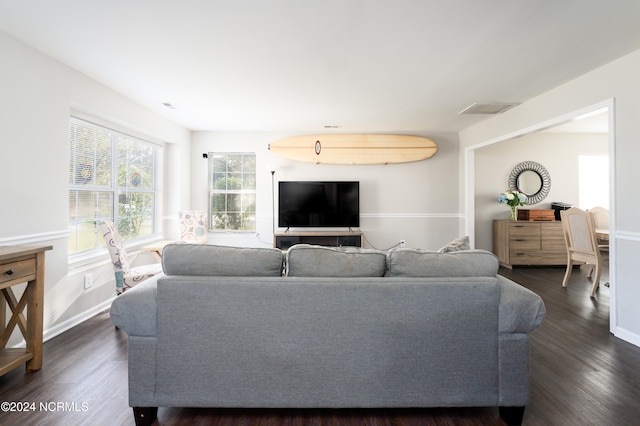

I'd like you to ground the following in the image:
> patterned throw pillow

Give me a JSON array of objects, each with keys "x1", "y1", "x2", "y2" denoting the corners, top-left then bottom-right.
[{"x1": 438, "y1": 236, "x2": 470, "y2": 253}]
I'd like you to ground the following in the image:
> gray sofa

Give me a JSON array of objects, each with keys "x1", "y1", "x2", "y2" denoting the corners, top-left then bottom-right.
[{"x1": 110, "y1": 243, "x2": 546, "y2": 426}]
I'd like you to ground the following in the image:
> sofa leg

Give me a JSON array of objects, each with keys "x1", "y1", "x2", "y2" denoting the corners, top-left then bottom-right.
[
  {"x1": 499, "y1": 406, "x2": 525, "y2": 425},
  {"x1": 133, "y1": 407, "x2": 158, "y2": 426}
]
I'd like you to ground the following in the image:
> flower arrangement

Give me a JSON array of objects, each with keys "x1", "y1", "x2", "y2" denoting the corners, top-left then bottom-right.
[
  {"x1": 498, "y1": 189, "x2": 527, "y2": 207},
  {"x1": 498, "y1": 190, "x2": 527, "y2": 221}
]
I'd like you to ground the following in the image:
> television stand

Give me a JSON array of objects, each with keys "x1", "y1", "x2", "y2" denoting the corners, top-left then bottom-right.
[{"x1": 274, "y1": 231, "x2": 363, "y2": 250}]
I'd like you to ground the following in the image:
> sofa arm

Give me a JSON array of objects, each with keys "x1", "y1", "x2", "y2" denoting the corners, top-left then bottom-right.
[
  {"x1": 497, "y1": 275, "x2": 546, "y2": 334},
  {"x1": 109, "y1": 274, "x2": 161, "y2": 336}
]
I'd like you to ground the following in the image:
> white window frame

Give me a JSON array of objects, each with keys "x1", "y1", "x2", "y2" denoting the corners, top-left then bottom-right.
[
  {"x1": 68, "y1": 116, "x2": 159, "y2": 257},
  {"x1": 208, "y1": 152, "x2": 256, "y2": 232}
]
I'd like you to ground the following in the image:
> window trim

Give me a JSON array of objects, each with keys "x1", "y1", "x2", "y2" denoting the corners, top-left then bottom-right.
[
  {"x1": 208, "y1": 152, "x2": 257, "y2": 233},
  {"x1": 68, "y1": 116, "x2": 160, "y2": 257}
]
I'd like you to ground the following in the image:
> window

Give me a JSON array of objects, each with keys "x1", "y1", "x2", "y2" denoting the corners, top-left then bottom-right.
[
  {"x1": 208, "y1": 153, "x2": 256, "y2": 231},
  {"x1": 578, "y1": 154, "x2": 609, "y2": 209},
  {"x1": 68, "y1": 117, "x2": 158, "y2": 255}
]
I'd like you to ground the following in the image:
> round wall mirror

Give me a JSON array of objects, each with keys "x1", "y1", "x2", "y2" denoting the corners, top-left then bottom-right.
[
  {"x1": 508, "y1": 161, "x2": 551, "y2": 205},
  {"x1": 518, "y1": 170, "x2": 543, "y2": 196}
]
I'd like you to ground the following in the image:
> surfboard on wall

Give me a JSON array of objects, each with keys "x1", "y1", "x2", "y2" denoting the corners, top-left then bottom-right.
[{"x1": 268, "y1": 134, "x2": 438, "y2": 165}]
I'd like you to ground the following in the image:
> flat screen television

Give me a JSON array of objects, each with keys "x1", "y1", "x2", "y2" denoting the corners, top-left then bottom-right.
[{"x1": 278, "y1": 181, "x2": 359, "y2": 228}]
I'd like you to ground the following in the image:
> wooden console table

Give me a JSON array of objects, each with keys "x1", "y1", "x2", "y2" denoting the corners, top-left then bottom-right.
[
  {"x1": 141, "y1": 240, "x2": 175, "y2": 261},
  {"x1": 0, "y1": 245, "x2": 52, "y2": 375}
]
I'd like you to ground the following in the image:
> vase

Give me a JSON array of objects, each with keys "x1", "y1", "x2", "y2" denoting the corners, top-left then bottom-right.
[{"x1": 510, "y1": 206, "x2": 518, "y2": 221}]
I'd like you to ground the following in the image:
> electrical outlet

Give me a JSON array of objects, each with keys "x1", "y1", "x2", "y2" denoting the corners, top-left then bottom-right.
[
  {"x1": 84, "y1": 273, "x2": 93, "y2": 290},
  {"x1": 400, "y1": 240, "x2": 406, "y2": 248}
]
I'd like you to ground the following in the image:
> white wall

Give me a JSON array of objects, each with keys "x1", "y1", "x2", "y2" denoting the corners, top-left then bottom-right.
[
  {"x1": 0, "y1": 27, "x2": 462, "y2": 345},
  {"x1": 459, "y1": 48, "x2": 640, "y2": 346},
  {"x1": 474, "y1": 132, "x2": 608, "y2": 250},
  {"x1": 163, "y1": 141, "x2": 193, "y2": 240},
  {"x1": 190, "y1": 131, "x2": 462, "y2": 250},
  {"x1": 0, "y1": 31, "x2": 190, "y2": 345},
  {"x1": 5, "y1": 18, "x2": 636, "y2": 348}
]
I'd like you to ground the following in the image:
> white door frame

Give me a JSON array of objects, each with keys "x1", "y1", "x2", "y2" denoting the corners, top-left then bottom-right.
[{"x1": 463, "y1": 99, "x2": 617, "y2": 334}]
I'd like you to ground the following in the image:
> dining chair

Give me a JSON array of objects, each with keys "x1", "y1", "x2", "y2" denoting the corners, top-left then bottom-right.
[
  {"x1": 178, "y1": 210, "x2": 208, "y2": 244},
  {"x1": 98, "y1": 219, "x2": 163, "y2": 294},
  {"x1": 560, "y1": 208, "x2": 602, "y2": 297},
  {"x1": 589, "y1": 206, "x2": 610, "y2": 249}
]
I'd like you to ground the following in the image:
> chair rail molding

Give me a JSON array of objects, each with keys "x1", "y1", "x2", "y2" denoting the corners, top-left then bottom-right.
[
  {"x1": 360, "y1": 213, "x2": 463, "y2": 219},
  {"x1": 0, "y1": 230, "x2": 69, "y2": 246},
  {"x1": 615, "y1": 230, "x2": 640, "y2": 241}
]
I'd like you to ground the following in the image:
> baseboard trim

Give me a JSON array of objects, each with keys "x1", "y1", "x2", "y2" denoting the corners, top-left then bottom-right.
[
  {"x1": 612, "y1": 326, "x2": 640, "y2": 347},
  {"x1": 10, "y1": 297, "x2": 116, "y2": 348}
]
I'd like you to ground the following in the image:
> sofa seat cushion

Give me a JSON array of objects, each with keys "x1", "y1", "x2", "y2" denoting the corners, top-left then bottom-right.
[
  {"x1": 387, "y1": 248, "x2": 499, "y2": 277},
  {"x1": 162, "y1": 243, "x2": 284, "y2": 276},
  {"x1": 285, "y1": 244, "x2": 387, "y2": 277}
]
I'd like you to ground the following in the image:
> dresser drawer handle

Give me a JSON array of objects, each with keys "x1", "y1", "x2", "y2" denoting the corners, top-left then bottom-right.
[{"x1": 5, "y1": 269, "x2": 14, "y2": 275}]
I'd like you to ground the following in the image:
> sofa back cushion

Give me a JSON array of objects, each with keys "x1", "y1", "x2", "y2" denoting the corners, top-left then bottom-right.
[
  {"x1": 285, "y1": 244, "x2": 387, "y2": 277},
  {"x1": 387, "y1": 248, "x2": 498, "y2": 277},
  {"x1": 162, "y1": 243, "x2": 283, "y2": 276}
]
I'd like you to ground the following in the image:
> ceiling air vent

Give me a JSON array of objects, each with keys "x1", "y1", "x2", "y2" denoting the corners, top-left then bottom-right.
[{"x1": 459, "y1": 102, "x2": 519, "y2": 115}]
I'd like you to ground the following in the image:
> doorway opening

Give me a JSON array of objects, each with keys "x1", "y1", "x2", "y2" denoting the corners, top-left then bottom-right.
[{"x1": 463, "y1": 99, "x2": 615, "y2": 333}]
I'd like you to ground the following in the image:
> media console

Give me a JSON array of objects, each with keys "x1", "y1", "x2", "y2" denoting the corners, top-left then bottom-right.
[{"x1": 274, "y1": 231, "x2": 363, "y2": 250}]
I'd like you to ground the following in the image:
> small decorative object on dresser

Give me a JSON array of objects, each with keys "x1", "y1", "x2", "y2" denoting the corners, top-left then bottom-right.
[
  {"x1": 517, "y1": 209, "x2": 556, "y2": 221},
  {"x1": 551, "y1": 202, "x2": 574, "y2": 220},
  {"x1": 498, "y1": 189, "x2": 527, "y2": 221}
]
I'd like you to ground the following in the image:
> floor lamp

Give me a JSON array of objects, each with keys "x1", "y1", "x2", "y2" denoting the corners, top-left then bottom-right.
[{"x1": 269, "y1": 166, "x2": 276, "y2": 235}]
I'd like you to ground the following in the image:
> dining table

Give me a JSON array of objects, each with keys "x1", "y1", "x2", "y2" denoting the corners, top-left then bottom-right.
[{"x1": 595, "y1": 228, "x2": 609, "y2": 242}]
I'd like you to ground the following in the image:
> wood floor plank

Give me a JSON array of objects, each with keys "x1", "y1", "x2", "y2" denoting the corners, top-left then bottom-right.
[{"x1": 1, "y1": 255, "x2": 639, "y2": 425}]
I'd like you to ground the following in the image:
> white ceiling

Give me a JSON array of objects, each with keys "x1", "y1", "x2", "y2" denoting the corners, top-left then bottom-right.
[{"x1": 1, "y1": 0, "x2": 639, "y2": 133}]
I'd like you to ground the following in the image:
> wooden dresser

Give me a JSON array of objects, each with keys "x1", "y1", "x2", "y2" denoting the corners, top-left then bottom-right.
[{"x1": 493, "y1": 219, "x2": 567, "y2": 268}]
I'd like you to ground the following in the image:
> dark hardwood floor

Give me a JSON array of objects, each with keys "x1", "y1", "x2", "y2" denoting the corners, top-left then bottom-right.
[{"x1": 1, "y1": 255, "x2": 639, "y2": 425}]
